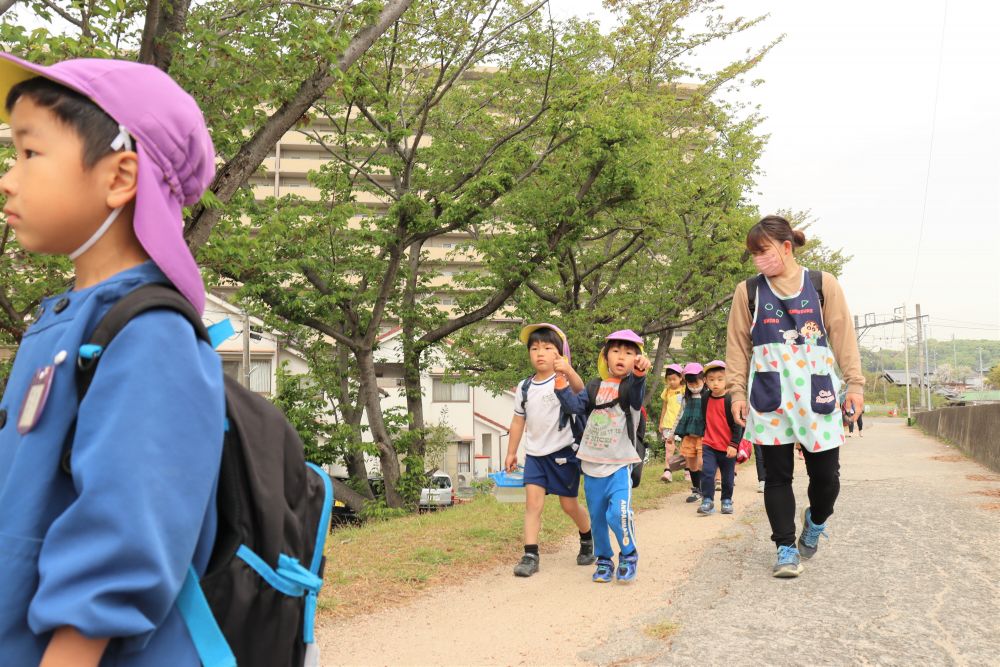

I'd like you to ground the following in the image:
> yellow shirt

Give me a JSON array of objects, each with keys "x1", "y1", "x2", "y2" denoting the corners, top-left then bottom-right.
[{"x1": 659, "y1": 385, "x2": 684, "y2": 431}]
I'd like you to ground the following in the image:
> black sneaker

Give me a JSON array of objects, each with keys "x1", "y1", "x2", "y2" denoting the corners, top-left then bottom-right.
[
  {"x1": 577, "y1": 539, "x2": 597, "y2": 566},
  {"x1": 513, "y1": 553, "x2": 539, "y2": 577},
  {"x1": 685, "y1": 490, "x2": 702, "y2": 503}
]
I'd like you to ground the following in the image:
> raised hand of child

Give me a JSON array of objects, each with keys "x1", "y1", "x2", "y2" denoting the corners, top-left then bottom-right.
[
  {"x1": 633, "y1": 355, "x2": 651, "y2": 374},
  {"x1": 553, "y1": 354, "x2": 573, "y2": 376}
]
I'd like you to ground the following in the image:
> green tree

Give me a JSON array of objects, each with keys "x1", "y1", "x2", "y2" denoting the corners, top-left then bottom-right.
[{"x1": 0, "y1": 0, "x2": 413, "y2": 345}]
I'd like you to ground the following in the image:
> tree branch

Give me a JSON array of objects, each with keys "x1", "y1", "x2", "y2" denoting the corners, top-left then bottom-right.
[{"x1": 184, "y1": 0, "x2": 415, "y2": 252}]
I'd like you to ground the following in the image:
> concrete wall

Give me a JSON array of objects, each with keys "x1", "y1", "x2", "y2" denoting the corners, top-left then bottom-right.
[{"x1": 914, "y1": 404, "x2": 1000, "y2": 473}]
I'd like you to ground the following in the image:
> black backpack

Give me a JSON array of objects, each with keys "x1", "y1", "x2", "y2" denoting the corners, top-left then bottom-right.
[
  {"x1": 585, "y1": 377, "x2": 647, "y2": 488},
  {"x1": 520, "y1": 376, "x2": 587, "y2": 444},
  {"x1": 746, "y1": 270, "x2": 824, "y2": 317},
  {"x1": 65, "y1": 284, "x2": 333, "y2": 667}
]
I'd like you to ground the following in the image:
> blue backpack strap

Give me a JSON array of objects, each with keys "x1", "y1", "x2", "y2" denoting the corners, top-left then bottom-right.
[
  {"x1": 304, "y1": 463, "x2": 333, "y2": 645},
  {"x1": 177, "y1": 567, "x2": 237, "y2": 667}
]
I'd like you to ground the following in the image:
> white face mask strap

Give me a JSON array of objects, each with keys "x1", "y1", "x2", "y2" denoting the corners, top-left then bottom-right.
[{"x1": 68, "y1": 125, "x2": 133, "y2": 261}]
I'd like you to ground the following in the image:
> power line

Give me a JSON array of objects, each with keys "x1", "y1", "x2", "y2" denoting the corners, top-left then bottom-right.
[{"x1": 909, "y1": 0, "x2": 949, "y2": 301}]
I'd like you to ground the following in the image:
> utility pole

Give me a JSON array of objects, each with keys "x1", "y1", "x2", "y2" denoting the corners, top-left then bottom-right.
[
  {"x1": 923, "y1": 319, "x2": 932, "y2": 408},
  {"x1": 952, "y1": 333, "x2": 957, "y2": 367},
  {"x1": 915, "y1": 304, "x2": 926, "y2": 409},
  {"x1": 902, "y1": 303, "x2": 912, "y2": 422},
  {"x1": 242, "y1": 310, "x2": 251, "y2": 389},
  {"x1": 979, "y1": 347, "x2": 985, "y2": 389}
]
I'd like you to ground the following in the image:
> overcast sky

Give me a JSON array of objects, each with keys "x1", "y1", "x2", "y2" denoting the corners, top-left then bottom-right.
[{"x1": 550, "y1": 0, "x2": 1000, "y2": 346}]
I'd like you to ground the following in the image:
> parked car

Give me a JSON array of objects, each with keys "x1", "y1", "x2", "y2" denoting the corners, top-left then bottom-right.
[{"x1": 419, "y1": 472, "x2": 454, "y2": 509}]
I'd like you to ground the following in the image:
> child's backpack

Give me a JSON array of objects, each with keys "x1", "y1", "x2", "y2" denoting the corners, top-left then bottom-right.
[
  {"x1": 64, "y1": 284, "x2": 333, "y2": 667},
  {"x1": 520, "y1": 376, "x2": 587, "y2": 444},
  {"x1": 746, "y1": 270, "x2": 824, "y2": 317},
  {"x1": 584, "y1": 377, "x2": 647, "y2": 488}
]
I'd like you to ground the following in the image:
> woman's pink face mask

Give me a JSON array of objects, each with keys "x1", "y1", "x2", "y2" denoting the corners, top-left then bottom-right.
[{"x1": 753, "y1": 242, "x2": 789, "y2": 277}]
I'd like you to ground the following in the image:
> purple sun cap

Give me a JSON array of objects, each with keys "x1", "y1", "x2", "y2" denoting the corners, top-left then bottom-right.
[
  {"x1": 0, "y1": 53, "x2": 216, "y2": 314},
  {"x1": 682, "y1": 362, "x2": 704, "y2": 376},
  {"x1": 704, "y1": 359, "x2": 726, "y2": 372},
  {"x1": 664, "y1": 363, "x2": 684, "y2": 376}
]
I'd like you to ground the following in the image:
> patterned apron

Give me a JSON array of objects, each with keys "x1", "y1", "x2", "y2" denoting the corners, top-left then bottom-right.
[{"x1": 745, "y1": 269, "x2": 845, "y2": 452}]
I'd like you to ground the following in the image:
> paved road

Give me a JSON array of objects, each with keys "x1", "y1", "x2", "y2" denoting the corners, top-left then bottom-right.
[{"x1": 587, "y1": 418, "x2": 1000, "y2": 666}]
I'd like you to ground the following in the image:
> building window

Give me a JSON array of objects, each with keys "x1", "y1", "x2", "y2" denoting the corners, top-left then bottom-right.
[
  {"x1": 481, "y1": 433, "x2": 492, "y2": 458},
  {"x1": 432, "y1": 377, "x2": 469, "y2": 402},
  {"x1": 458, "y1": 442, "x2": 471, "y2": 473},
  {"x1": 222, "y1": 358, "x2": 273, "y2": 395}
]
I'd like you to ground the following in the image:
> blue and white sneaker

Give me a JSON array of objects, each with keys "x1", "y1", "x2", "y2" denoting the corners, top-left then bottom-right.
[
  {"x1": 721, "y1": 499, "x2": 734, "y2": 514},
  {"x1": 616, "y1": 552, "x2": 638, "y2": 584},
  {"x1": 697, "y1": 499, "x2": 715, "y2": 515},
  {"x1": 772, "y1": 545, "x2": 804, "y2": 578},
  {"x1": 592, "y1": 557, "x2": 614, "y2": 583},
  {"x1": 798, "y1": 507, "x2": 829, "y2": 559}
]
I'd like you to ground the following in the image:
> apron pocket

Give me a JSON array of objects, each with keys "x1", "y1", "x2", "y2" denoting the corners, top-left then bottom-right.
[
  {"x1": 749, "y1": 371, "x2": 781, "y2": 413},
  {"x1": 810, "y1": 375, "x2": 837, "y2": 414}
]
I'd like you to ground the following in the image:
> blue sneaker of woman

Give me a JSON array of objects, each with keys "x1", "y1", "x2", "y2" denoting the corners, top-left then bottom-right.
[
  {"x1": 721, "y1": 499, "x2": 734, "y2": 514},
  {"x1": 697, "y1": 499, "x2": 715, "y2": 515},
  {"x1": 772, "y1": 545, "x2": 804, "y2": 578},
  {"x1": 798, "y1": 507, "x2": 828, "y2": 559},
  {"x1": 592, "y1": 557, "x2": 614, "y2": 583},
  {"x1": 616, "y1": 552, "x2": 639, "y2": 584}
]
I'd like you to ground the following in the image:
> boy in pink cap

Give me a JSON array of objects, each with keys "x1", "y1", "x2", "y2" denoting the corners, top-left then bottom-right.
[
  {"x1": 0, "y1": 54, "x2": 224, "y2": 665},
  {"x1": 554, "y1": 330, "x2": 650, "y2": 584},
  {"x1": 695, "y1": 361, "x2": 744, "y2": 516},
  {"x1": 658, "y1": 363, "x2": 685, "y2": 482}
]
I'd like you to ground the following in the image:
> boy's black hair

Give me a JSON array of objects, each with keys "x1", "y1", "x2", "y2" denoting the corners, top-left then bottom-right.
[
  {"x1": 664, "y1": 367, "x2": 682, "y2": 378},
  {"x1": 601, "y1": 339, "x2": 641, "y2": 359},
  {"x1": 7, "y1": 77, "x2": 120, "y2": 168},
  {"x1": 705, "y1": 367, "x2": 725, "y2": 378},
  {"x1": 526, "y1": 327, "x2": 563, "y2": 351}
]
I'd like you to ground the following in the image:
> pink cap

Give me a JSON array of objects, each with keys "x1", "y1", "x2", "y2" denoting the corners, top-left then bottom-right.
[
  {"x1": 682, "y1": 362, "x2": 704, "y2": 376},
  {"x1": 0, "y1": 54, "x2": 215, "y2": 314},
  {"x1": 704, "y1": 360, "x2": 727, "y2": 371}
]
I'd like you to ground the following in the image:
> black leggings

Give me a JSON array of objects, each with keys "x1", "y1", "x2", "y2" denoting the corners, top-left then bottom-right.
[
  {"x1": 848, "y1": 413, "x2": 863, "y2": 433},
  {"x1": 761, "y1": 444, "x2": 840, "y2": 548}
]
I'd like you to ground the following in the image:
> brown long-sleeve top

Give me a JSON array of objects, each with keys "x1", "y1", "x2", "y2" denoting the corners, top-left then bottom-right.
[{"x1": 725, "y1": 269, "x2": 865, "y2": 402}]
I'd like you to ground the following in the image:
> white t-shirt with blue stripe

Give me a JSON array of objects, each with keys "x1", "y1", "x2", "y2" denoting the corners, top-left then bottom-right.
[{"x1": 514, "y1": 374, "x2": 576, "y2": 456}]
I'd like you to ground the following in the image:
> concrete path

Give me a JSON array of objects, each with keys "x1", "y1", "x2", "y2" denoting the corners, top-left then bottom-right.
[
  {"x1": 589, "y1": 418, "x2": 1000, "y2": 666},
  {"x1": 319, "y1": 419, "x2": 1000, "y2": 666}
]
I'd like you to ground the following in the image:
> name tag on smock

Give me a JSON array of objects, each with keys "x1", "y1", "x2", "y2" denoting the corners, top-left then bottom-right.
[{"x1": 17, "y1": 366, "x2": 55, "y2": 434}]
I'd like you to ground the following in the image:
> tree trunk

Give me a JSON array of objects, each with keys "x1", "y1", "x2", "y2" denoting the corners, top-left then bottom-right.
[
  {"x1": 138, "y1": 0, "x2": 192, "y2": 72},
  {"x1": 330, "y1": 478, "x2": 368, "y2": 514},
  {"x1": 356, "y1": 349, "x2": 404, "y2": 507},
  {"x1": 343, "y1": 449, "x2": 373, "y2": 500},
  {"x1": 646, "y1": 329, "x2": 675, "y2": 407},
  {"x1": 400, "y1": 240, "x2": 427, "y2": 458}
]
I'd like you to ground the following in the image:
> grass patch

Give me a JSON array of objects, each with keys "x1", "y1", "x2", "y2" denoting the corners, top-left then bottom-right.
[
  {"x1": 643, "y1": 620, "x2": 680, "y2": 640},
  {"x1": 318, "y1": 465, "x2": 684, "y2": 620}
]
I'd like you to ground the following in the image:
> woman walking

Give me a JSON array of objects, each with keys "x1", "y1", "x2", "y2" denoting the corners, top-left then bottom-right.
[{"x1": 725, "y1": 216, "x2": 864, "y2": 577}]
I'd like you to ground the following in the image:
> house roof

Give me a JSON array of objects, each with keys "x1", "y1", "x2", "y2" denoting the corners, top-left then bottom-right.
[
  {"x1": 958, "y1": 391, "x2": 1000, "y2": 402},
  {"x1": 474, "y1": 412, "x2": 509, "y2": 433},
  {"x1": 882, "y1": 370, "x2": 924, "y2": 386}
]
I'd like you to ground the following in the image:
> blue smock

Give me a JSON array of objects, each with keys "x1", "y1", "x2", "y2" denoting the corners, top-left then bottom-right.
[{"x1": 0, "y1": 262, "x2": 224, "y2": 665}]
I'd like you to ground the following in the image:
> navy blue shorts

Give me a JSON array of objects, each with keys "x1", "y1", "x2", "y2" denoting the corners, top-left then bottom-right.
[{"x1": 524, "y1": 445, "x2": 582, "y2": 497}]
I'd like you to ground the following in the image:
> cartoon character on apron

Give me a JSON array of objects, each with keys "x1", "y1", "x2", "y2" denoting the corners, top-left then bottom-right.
[{"x1": 745, "y1": 269, "x2": 845, "y2": 451}]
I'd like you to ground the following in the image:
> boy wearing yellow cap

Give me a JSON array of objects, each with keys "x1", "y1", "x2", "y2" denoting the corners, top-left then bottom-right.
[
  {"x1": 505, "y1": 324, "x2": 594, "y2": 577},
  {"x1": 555, "y1": 330, "x2": 650, "y2": 584}
]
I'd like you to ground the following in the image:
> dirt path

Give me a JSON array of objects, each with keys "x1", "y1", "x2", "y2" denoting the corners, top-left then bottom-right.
[
  {"x1": 317, "y1": 419, "x2": 1000, "y2": 666},
  {"x1": 317, "y1": 460, "x2": 766, "y2": 666}
]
